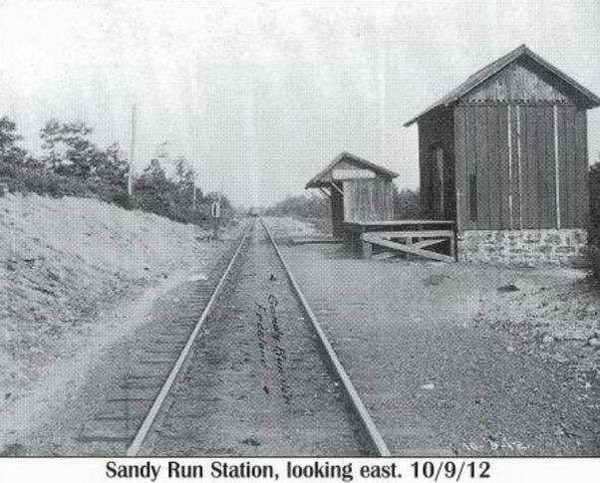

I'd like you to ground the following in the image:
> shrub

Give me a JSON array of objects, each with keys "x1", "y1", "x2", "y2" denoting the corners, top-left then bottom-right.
[{"x1": 0, "y1": 116, "x2": 232, "y2": 227}]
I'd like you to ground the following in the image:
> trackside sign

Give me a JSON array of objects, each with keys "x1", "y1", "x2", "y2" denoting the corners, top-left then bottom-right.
[{"x1": 332, "y1": 169, "x2": 376, "y2": 180}]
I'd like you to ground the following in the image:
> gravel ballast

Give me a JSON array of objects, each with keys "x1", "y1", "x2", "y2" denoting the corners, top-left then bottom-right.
[{"x1": 264, "y1": 216, "x2": 600, "y2": 456}]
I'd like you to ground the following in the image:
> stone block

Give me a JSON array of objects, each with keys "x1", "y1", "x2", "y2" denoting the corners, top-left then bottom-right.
[
  {"x1": 458, "y1": 228, "x2": 587, "y2": 267},
  {"x1": 573, "y1": 231, "x2": 586, "y2": 244},
  {"x1": 544, "y1": 233, "x2": 561, "y2": 244}
]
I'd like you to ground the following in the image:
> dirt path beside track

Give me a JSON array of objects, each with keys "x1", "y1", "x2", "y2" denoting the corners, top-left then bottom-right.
[{"x1": 0, "y1": 235, "x2": 240, "y2": 456}]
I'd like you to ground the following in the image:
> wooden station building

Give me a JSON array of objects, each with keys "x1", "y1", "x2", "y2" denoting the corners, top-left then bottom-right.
[
  {"x1": 306, "y1": 152, "x2": 457, "y2": 261},
  {"x1": 405, "y1": 44, "x2": 600, "y2": 265},
  {"x1": 305, "y1": 152, "x2": 398, "y2": 237}
]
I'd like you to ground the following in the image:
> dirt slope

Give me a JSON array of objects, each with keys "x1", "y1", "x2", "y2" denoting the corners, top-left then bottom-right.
[{"x1": 0, "y1": 193, "x2": 222, "y2": 420}]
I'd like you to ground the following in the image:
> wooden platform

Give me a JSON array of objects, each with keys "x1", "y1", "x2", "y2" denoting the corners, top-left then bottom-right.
[
  {"x1": 343, "y1": 220, "x2": 456, "y2": 262},
  {"x1": 344, "y1": 220, "x2": 455, "y2": 230},
  {"x1": 291, "y1": 236, "x2": 344, "y2": 245}
]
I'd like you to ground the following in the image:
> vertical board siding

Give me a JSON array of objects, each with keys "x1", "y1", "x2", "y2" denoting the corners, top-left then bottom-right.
[
  {"x1": 418, "y1": 108, "x2": 456, "y2": 221},
  {"x1": 569, "y1": 107, "x2": 581, "y2": 227},
  {"x1": 510, "y1": 106, "x2": 522, "y2": 228},
  {"x1": 464, "y1": 105, "x2": 479, "y2": 229},
  {"x1": 558, "y1": 106, "x2": 582, "y2": 228},
  {"x1": 575, "y1": 109, "x2": 589, "y2": 228},
  {"x1": 521, "y1": 106, "x2": 536, "y2": 228},
  {"x1": 460, "y1": 103, "x2": 568, "y2": 230},
  {"x1": 489, "y1": 106, "x2": 509, "y2": 229},
  {"x1": 418, "y1": 123, "x2": 430, "y2": 217},
  {"x1": 464, "y1": 61, "x2": 572, "y2": 104},
  {"x1": 475, "y1": 106, "x2": 490, "y2": 229},
  {"x1": 568, "y1": 106, "x2": 579, "y2": 227},
  {"x1": 553, "y1": 106, "x2": 561, "y2": 229},
  {"x1": 516, "y1": 105, "x2": 525, "y2": 228},
  {"x1": 422, "y1": 100, "x2": 588, "y2": 232},
  {"x1": 540, "y1": 105, "x2": 557, "y2": 228},
  {"x1": 343, "y1": 179, "x2": 394, "y2": 222},
  {"x1": 454, "y1": 105, "x2": 469, "y2": 230},
  {"x1": 560, "y1": 107, "x2": 573, "y2": 227},
  {"x1": 557, "y1": 105, "x2": 570, "y2": 227},
  {"x1": 343, "y1": 181, "x2": 352, "y2": 221},
  {"x1": 355, "y1": 180, "x2": 362, "y2": 220},
  {"x1": 497, "y1": 105, "x2": 511, "y2": 229},
  {"x1": 331, "y1": 185, "x2": 345, "y2": 237},
  {"x1": 487, "y1": 106, "x2": 501, "y2": 228},
  {"x1": 461, "y1": 104, "x2": 510, "y2": 230}
]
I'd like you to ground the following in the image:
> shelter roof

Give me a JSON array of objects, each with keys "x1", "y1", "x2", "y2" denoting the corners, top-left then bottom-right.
[{"x1": 305, "y1": 152, "x2": 398, "y2": 189}]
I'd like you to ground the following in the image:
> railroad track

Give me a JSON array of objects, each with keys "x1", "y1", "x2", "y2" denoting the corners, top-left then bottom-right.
[
  {"x1": 260, "y1": 219, "x2": 390, "y2": 456},
  {"x1": 74, "y1": 228, "x2": 251, "y2": 454},
  {"x1": 79, "y1": 218, "x2": 389, "y2": 456}
]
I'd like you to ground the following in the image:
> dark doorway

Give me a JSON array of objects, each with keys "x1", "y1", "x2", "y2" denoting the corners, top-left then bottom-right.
[{"x1": 430, "y1": 146, "x2": 455, "y2": 220}]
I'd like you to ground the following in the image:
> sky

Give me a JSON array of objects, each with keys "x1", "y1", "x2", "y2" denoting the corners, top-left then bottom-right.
[{"x1": 0, "y1": 0, "x2": 598, "y2": 207}]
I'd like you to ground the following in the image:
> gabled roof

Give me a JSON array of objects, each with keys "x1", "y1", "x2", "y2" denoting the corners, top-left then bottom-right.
[
  {"x1": 404, "y1": 44, "x2": 600, "y2": 127},
  {"x1": 305, "y1": 151, "x2": 398, "y2": 189}
]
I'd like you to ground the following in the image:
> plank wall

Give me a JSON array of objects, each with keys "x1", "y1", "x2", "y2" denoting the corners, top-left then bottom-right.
[
  {"x1": 418, "y1": 107, "x2": 456, "y2": 220},
  {"x1": 454, "y1": 103, "x2": 589, "y2": 230},
  {"x1": 342, "y1": 179, "x2": 395, "y2": 222}
]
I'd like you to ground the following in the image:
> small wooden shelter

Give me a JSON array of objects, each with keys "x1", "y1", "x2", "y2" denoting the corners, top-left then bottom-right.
[
  {"x1": 306, "y1": 152, "x2": 457, "y2": 261},
  {"x1": 305, "y1": 152, "x2": 398, "y2": 237},
  {"x1": 405, "y1": 44, "x2": 600, "y2": 265}
]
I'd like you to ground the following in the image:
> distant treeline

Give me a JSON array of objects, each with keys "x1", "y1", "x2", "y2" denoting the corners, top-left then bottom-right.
[
  {"x1": 265, "y1": 192, "x2": 330, "y2": 219},
  {"x1": 0, "y1": 116, "x2": 231, "y2": 225},
  {"x1": 266, "y1": 186, "x2": 422, "y2": 221}
]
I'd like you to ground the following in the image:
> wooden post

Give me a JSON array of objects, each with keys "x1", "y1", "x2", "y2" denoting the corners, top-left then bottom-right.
[
  {"x1": 128, "y1": 104, "x2": 136, "y2": 197},
  {"x1": 516, "y1": 105, "x2": 523, "y2": 229},
  {"x1": 362, "y1": 240, "x2": 373, "y2": 259},
  {"x1": 553, "y1": 105, "x2": 561, "y2": 229},
  {"x1": 507, "y1": 106, "x2": 514, "y2": 230}
]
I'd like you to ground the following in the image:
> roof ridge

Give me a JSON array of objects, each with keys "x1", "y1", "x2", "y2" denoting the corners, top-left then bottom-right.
[
  {"x1": 305, "y1": 152, "x2": 398, "y2": 189},
  {"x1": 404, "y1": 44, "x2": 600, "y2": 126}
]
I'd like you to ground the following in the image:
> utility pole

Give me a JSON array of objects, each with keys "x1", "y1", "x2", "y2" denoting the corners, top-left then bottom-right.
[
  {"x1": 128, "y1": 103, "x2": 137, "y2": 196},
  {"x1": 192, "y1": 170, "x2": 197, "y2": 210}
]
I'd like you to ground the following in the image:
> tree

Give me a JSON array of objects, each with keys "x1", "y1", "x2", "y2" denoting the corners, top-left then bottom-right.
[
  {"x1": 133, "y1": 158, "x2": 173, "y2": 217},
  {"x1": 0, "y1": 116, "x2": 29, "y2": 169},
  {"x1": 95, "y1": 142, "x2": 128, "y2": 188},
  {"x1": 39, "y1": 119, "x2": 130, "y2": 184},
  {"x1": 174, "y1": 157, "x2": 195, "y2": 191},
  {"x1": 142, "y1": 158, "x2": 168, "y2": 184},
  {"x1": 0, "y1": 116, "x2": 22, "y2": 151},
  {"x1": 40, "y1": 119, "x2": 103, "y2": 178},
  {"x1": 266, "y1": 192, "x2": 329, "y2": 219}
]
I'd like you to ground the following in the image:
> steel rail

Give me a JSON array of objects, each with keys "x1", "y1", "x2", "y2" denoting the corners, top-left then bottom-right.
[
  {"x1": 126, "y1": 228, "x2": 249, "y2": 456},
  {"x1": 261, "y1": 218, "x2": 391, "y2": 456}
]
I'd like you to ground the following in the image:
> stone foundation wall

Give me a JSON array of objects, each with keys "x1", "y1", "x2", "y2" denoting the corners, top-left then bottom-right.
[{"x1": 457, "y1": 229, "x2": 588, "y2": 267}]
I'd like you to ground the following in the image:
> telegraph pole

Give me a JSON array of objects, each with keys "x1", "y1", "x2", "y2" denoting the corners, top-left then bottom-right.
[
  {"x1": 128, "y1": 104, "x2": 137, "y2": 196},
  {"x1": 192, "y1": 171, "x2": 197, "y2": 210}
]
